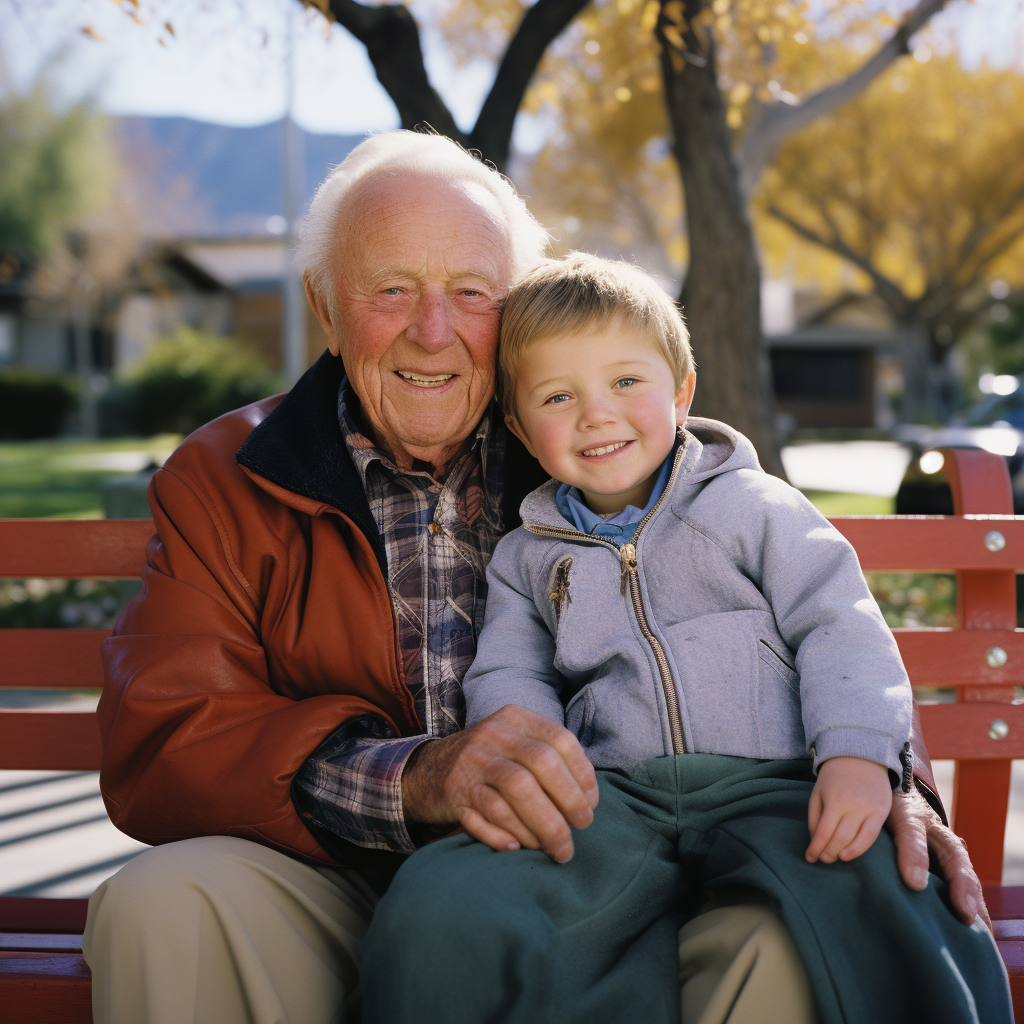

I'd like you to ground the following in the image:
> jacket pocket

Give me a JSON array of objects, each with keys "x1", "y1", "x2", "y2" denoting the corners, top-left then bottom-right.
[
  {"x1": 664, "y1": 610, "x2": 806, "y2": 760},
  {"x1": 565, "y1": 685, "x2": 595, "y2": 746},
  {"x1": 663, "y1": 610, "x2": 765, "y2": 758},
  {"x1": 757, "y1": 639, "x2": 799, "y2": 694},
  {"x1": 756, "y1": 637, "x2": 805, "y2": 757}
]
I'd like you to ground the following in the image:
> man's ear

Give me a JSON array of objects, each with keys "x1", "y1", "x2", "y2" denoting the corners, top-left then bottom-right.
[
  {"x1": 504, "y1": 413, "x2": 537, "y2": 458},
  {"x1": 675, "y1": 371, "x2": 697, "y2": 426},
  {"x1": 304, "y1": 272, "x2": 341, "y2": 357}
]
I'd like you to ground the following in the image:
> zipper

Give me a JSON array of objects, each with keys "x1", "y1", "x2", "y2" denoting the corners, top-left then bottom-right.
[
  {"x1": 617, "y1": 539, "x2": 685, "y2": 753},
  {"x1": 524, "y1": 439, "x2": 689, "y2": 755}
]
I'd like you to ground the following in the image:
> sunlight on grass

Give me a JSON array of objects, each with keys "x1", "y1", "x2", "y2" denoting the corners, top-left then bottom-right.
[
  {"x1": 0, "y1": 436, "x2": 180, "y2": 519},
  {"x1": 801, "y1": 491, "x2": 896, "y2": 517}
]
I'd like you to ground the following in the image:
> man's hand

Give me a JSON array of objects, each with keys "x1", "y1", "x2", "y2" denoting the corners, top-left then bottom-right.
[
  {"x1": 806, "y1": 756, "x2": 892, "y2": 864},
  {"x1": 886, "y1": 785, "x2": 992, "y2": 930},
  {"x1": 401, "y1": 705, "x2": 599, "y2": 863}
]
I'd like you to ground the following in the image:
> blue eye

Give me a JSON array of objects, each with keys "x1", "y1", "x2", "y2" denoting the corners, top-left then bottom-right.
[
  {"x1": 616, "y1": 377, "x2": 637, "y2": 388},
  {"x1": 547, "y1": 393, "x2": 570, "y2": 405},
  {"x1": 382, "y1": 287, "x2": 402, "y2": 295}
]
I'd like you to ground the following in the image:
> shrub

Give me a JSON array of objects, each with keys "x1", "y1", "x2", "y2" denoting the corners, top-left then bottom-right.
[
  {"x1": 0, "y1": 367, "x2": 78, "y2": 439},
  {"x1": 100, "y1": 328, "x2": 285, "y2": 436}
]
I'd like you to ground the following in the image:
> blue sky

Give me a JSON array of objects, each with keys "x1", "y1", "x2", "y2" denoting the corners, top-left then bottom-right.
[
  {"x1": 0, "y1": 0, "x2": 491, "y2": 134},
  {"x1": 1, "y1": 0, "x2": 1021, "y2": 136}
]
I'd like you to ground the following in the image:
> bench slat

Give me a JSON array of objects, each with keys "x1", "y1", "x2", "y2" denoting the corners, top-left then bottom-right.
[
  {"x1": 2, "y1": 630, "x2": 110, "y2": 689},
  {"x1": 0, "y1": 712, "x2": 101, "y2": 770},
  {"x1": 829, "y1": 515, "x2": 1024, "y2": 570},
  {"x1": 3, "y1": 627, "x2": 1022, "y2": 692},
  {"x1": 0, "y1": 933, "x2": 83, "y2": 952},
  {"x1": 0, "y1": 519, "x2": 153, "y2": 578},
  {"x1": 0, "y1": 952, "x2": 93, "y2": 1024},
  {"x1": 985, "y1": 885, "x2": 1024, "y2": 919},
  {"x1": 0, "y1": 898, "x2": 89, "y2": 934},
  {"x1": 895, "y1": 629, "x2": 1024, "y2": 687},
  {"x1": 917, "y1": 702, "x2": 1024, "y2": 759}
]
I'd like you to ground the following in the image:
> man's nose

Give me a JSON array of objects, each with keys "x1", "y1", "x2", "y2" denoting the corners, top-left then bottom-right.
[{"x1": 406, "y1": 293, "x2": 456, "y2": 353}]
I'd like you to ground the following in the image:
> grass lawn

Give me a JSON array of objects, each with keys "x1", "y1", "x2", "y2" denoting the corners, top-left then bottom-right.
[
  {"x1": 0, "y1": 436, "x2": 180, "y2": 519},
  {"x1": 801, "y1": 490, "x2": 895, "y2": 517},
  {"x1": 0, "y1": 441, "x2": 895, "y2": 521}
]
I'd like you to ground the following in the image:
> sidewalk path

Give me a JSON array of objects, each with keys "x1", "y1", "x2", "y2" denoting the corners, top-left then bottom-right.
[
  {"x1": 0, "y1": 770, "x2": 147, "y2": 897},
  {"x1": 781, "y1": 441, "x2": 912, "y2": 497}
]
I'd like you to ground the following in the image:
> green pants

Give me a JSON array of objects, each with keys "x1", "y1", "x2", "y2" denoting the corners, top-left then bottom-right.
[{"x1": 361, "y1": 755, "x2": 1011, "y2": 1024}]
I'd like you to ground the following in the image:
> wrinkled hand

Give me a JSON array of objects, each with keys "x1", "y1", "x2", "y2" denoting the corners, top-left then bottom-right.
[
  {"x1": 401, "y1": 705, "x2": 599, "y2": 863},
  {"x1": 886, "y1": 785, "x2": 991, "y2": 930},
  {"x1": 807, "y1": 756, "x2": 892, "y2": 864}
]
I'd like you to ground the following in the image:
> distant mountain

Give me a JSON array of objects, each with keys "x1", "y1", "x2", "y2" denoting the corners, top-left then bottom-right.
[{"x1": 116, "y1": 116, "x2": 364, "y2": 238}]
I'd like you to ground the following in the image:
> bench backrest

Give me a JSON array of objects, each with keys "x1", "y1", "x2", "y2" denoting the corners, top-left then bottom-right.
[
  {"x1": 0, "y1": 520, "x2": 154, "y2": 770},
  {"x1": 1, "y1": 447, "x2": 1022, "y2": 882}
]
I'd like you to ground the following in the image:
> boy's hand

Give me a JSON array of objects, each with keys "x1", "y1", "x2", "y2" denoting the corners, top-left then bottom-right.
[{"x1": 806, "y1": 756, "x2": 892, "y2": 864}]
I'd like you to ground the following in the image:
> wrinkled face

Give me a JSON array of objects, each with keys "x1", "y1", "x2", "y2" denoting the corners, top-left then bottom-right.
[
  {"x1": 317, "y1": 172, "x2": 512, "y2": 471},
  {"x1": 507, "y1": 320, "x2": 695, "y2": 514}
]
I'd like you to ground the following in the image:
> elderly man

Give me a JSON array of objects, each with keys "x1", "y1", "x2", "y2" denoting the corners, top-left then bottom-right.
[{"x1": 84, "y1": 131, "x2": 985, "y2": 1024}]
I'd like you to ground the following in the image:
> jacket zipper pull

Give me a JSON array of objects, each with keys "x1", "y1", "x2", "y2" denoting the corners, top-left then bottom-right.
[
  {"x1": 549, "y1": 556, "x2": 573, "y2": 622},
  {"x1": 620, "y1": 542, "x2": 637, "y2": 595}
]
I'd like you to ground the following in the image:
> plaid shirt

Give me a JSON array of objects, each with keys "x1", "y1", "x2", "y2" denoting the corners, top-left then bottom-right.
[{"x1": 292, "y1": 383, "x2": 504, "y2": 854}]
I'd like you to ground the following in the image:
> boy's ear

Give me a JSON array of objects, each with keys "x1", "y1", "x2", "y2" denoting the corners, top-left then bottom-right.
[
  {"x1": 504, "y1": 413, "x2": 538, "y2": 458},
  {"x1": 675, "y1": 371, "x2": 697, "y2": 426}
]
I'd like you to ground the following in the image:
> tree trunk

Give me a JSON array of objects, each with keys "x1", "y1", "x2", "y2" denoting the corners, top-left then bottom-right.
[
  {"x1": 656, "y1": 5, "x2": 785, "y2": 477},
  {"x1": 896, "y1": 318, "x2": 939, "y2": 424}
]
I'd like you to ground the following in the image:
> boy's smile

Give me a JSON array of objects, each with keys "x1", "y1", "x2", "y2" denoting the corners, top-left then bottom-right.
[{"x1": 506, "y1": 318, "x2": 696, "y2": 515}]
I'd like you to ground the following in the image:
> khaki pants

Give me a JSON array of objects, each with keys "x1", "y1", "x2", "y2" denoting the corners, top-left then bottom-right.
[{"x1": 83, "y1": 835, "x2": 816, "y2": 1024}]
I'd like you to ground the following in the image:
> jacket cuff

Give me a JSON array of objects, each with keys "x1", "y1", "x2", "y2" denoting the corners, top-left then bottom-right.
[{"x1": 811, "y1": 726, "x2": 905, "y2": 776}]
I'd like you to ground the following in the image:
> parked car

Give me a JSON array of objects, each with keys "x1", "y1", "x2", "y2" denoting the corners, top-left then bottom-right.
[{"x1": 895, "y1": 375, "x2": 1024, "y2": 513}]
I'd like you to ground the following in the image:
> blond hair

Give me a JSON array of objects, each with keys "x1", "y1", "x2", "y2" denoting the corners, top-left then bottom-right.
[
  {"x1": 497, "y1": 252, "x2": 693, "y2": 416},
  {"x1": 297, "y1": 130, "x2": 549, "y2": 311}
]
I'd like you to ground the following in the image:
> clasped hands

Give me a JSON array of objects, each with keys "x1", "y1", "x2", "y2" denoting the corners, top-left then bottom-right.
[{"x1": 402, "y1": 705, "x2": 989, "y2": 929}]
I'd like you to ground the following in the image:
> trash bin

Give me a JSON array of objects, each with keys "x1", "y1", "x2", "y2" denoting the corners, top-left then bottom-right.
[{"x1": 101, "y1": 464, "x2": 159, "y2": 518}]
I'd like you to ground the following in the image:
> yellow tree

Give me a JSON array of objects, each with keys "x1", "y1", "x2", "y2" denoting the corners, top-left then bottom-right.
[
  {"x1": 757, "y1": 57, "x2": 1024, "y2": 421},
  {"x1": 424, "y1": 0, "x2": 955, "y2": 470}
]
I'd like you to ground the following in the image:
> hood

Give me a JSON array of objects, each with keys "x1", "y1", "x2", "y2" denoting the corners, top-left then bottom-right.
[{"x1": 519, "y1": 417, "x2": 761, "y2": 531}]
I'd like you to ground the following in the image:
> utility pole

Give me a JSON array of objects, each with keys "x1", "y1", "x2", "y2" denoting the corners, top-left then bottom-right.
[
  {"x1": 73, "y1": 299, "x2": 97, "y2": 438},
  {"x1": 281, "y1": 0, "x2": 307, "y2": 384}
]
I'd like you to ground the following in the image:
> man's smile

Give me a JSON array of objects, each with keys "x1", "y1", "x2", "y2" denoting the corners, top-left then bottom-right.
[{"x1": 395, "y1": 370, "x2": 457, "y2": 388}]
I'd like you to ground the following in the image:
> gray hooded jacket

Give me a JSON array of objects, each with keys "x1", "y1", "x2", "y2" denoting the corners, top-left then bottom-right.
[{"x1": 463, "y1": 418, "x2": 911, "y2": 774}]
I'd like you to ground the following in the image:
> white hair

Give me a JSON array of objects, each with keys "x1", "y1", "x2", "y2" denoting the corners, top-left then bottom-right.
[{"x1": 296, "y1": 130, "x2": 549, "y2": 311}]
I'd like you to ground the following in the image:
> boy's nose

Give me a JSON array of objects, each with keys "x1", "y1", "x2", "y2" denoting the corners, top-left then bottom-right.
[{"x1": 577, "y1": 394, "x2": 616, "y2": 429}]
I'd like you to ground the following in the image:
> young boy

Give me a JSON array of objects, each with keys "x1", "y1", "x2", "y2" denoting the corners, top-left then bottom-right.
[{"x1": 361, "y1": 253, "x2": 1011, "y2": 1024}]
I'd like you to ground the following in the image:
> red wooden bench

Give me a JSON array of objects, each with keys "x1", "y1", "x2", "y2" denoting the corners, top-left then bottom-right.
[{"x1": 2, "y1": 447, "x2": 1024, "y2": 1022}]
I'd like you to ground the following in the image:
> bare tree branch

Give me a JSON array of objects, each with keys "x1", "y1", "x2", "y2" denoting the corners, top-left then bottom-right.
[
  {"x1": 766, "y1": 203, "x2": 911, "y2": 317},
  {"x1": 325, "y1": 0, "x2": 592, "y2": 173},
  {"x1": 327, "y1": 0, "x2": 467, "y2": 145},
  {"x1": 923, "y1": 217, "x2": 1024, "y2": 321},
  {"x1": 737, "y1": 0, "x2": 949, "y2": 197},
  {"x1": 471, "y1": 0, "x2": 592, "y2": 170}
]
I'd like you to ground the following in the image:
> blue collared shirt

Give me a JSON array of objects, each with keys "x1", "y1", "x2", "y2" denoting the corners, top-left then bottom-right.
[{"x1": 554, "y1": 444, "x2": 675, "y2": 545}]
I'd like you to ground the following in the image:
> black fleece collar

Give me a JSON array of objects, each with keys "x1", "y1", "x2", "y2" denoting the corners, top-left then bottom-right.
[{"x1": 235, "y1": 351, "x2": 547, "y2": 578}]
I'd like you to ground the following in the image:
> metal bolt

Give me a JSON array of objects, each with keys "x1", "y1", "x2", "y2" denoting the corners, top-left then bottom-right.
[
  {"x1": 985, "y1": 530, "x2": 1007, "y2": 552},
  {"x1": 987, "y1": 646, "x2": 1009, "y2": 669},
  {"x1": 989, "y1": 719, "x2": 1010, "y2": 741}
]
